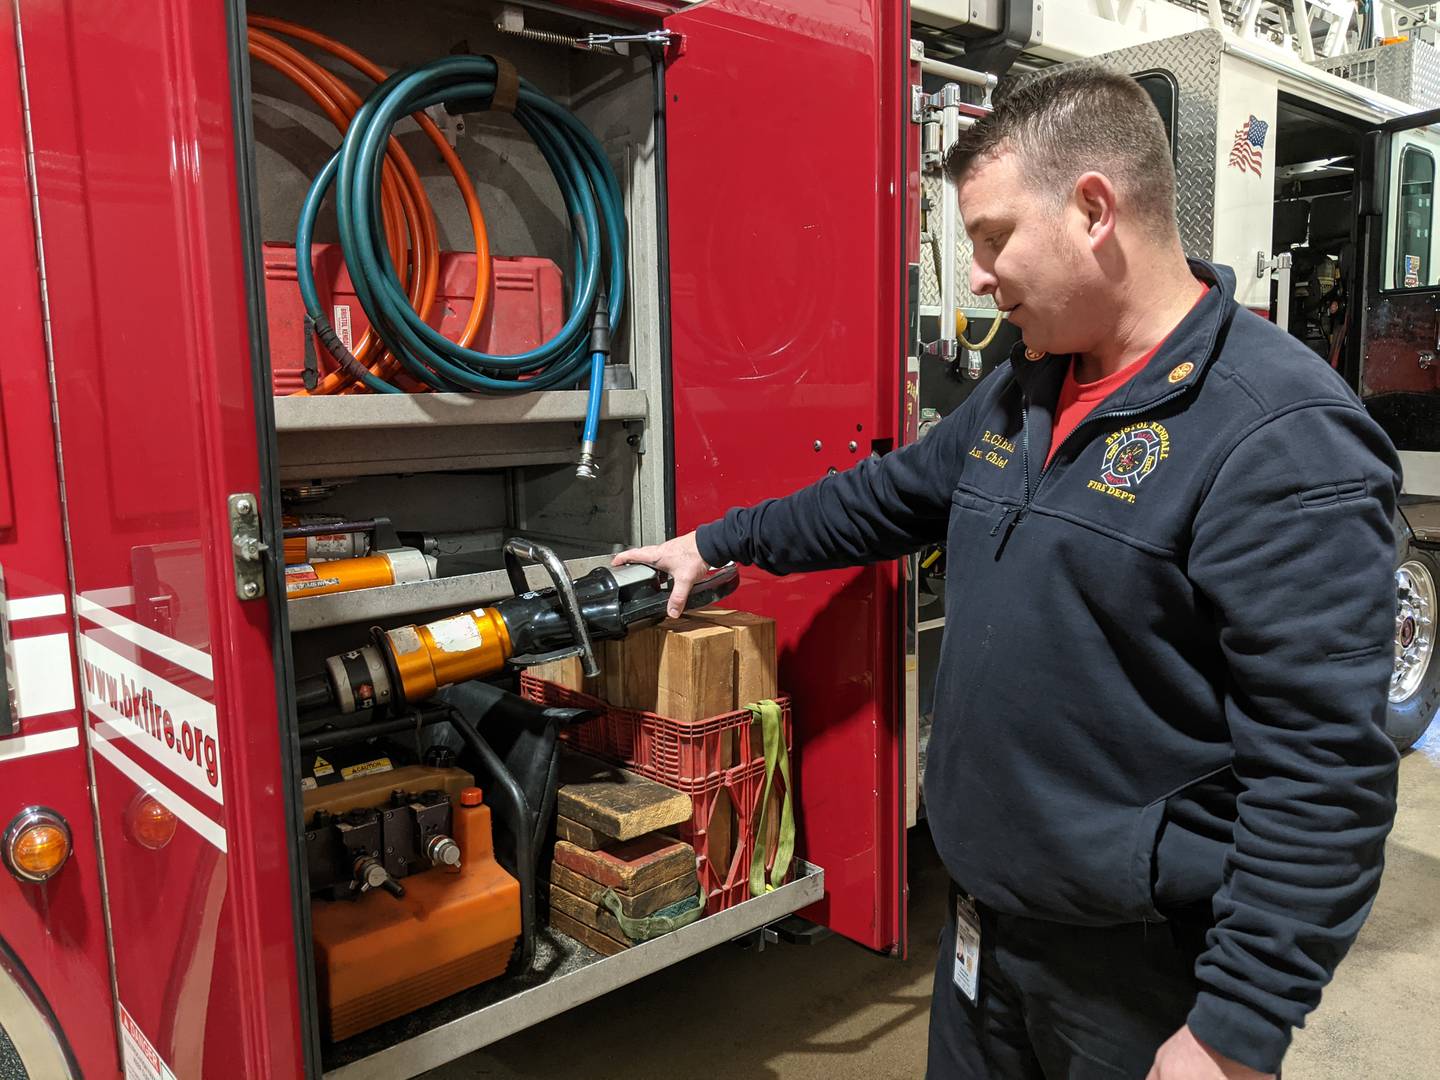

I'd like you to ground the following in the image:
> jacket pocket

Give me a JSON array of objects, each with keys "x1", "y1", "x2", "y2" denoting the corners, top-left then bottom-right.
[{"x1": 1127, "y1": 764, "x2": 1233, "y2": 923}]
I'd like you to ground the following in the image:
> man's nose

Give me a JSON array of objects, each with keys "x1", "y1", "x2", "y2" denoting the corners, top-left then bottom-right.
[{"x1": 970, "y1": 261, "x2": 996, "y2": 297}]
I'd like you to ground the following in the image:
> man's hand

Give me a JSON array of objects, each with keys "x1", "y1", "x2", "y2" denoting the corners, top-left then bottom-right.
[
  {"x1": 613, "y1": 532, "x2": 709, "y2": 618},
  {"x1": 1147, "y1": 1026, "x2": 1274, "y2": 1080}
]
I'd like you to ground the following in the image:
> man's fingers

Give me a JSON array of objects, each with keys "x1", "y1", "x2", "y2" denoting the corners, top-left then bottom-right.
[
  {"x1": 613, "y1": 546, "x2": 661, "y2": 568},
  {"x1": 666, "y1": 571, "x2": 700, "y2": 618}
]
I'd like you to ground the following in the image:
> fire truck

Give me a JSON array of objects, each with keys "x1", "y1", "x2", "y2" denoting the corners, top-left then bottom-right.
[{"x1": 0, "y1": 1, "x2": 1434, "y2": 1077}]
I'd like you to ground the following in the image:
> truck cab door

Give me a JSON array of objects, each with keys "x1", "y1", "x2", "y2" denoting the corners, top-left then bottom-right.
[
  {"x1": 663, "y1": 0, "x2": 910, "y2": 955},
  {"x1": 1357, "y1": 107, "x2": 1440, "y2": 460}
]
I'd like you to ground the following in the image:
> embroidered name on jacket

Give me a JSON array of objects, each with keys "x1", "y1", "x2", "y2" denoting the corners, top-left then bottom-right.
[
  {"x1": 1087, "y1": 422, "x2": 1171, "y2": 503},
  {"x1": 968, "y1": 429, "x2": 1015, "y2": 469}
]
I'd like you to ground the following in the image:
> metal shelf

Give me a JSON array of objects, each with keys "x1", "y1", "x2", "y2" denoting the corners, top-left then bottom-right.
[
  {"x1": 285, "y1": 552, "x2": 617, "y2": 632},
  {"x1": 323, "y1": 861, "x2": 825, "y2": 1080},
  {"x1": 273, "y1": 390, "x2": 649, "y2": 480}
]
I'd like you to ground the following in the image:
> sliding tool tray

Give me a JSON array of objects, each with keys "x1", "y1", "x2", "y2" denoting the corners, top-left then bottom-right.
[{"x1": 322, "y1": 861, "x2": 825, "y2": 1079}]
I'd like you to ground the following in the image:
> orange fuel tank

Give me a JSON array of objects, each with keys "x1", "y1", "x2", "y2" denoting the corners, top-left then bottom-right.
[{"x1": 310, "y1": 787, "x2": 521, "y2": 1041}]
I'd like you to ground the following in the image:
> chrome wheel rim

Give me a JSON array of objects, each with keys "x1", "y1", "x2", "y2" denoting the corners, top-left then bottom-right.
[{"x1": 1393, "y1": 559, "x2": 1437, "y2": 703}]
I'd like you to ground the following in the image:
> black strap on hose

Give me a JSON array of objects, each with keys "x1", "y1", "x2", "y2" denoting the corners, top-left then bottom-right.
[{"x1": 301, "y1": 315, "x2": 320, "y2": 390}]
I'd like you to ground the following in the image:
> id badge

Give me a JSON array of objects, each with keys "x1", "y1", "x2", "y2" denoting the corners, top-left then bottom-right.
[{"x1": 952, "y1": 894, "x2": 981, "y2": 1003}]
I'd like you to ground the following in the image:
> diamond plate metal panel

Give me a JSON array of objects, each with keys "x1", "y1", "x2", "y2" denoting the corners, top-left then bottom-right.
[
  {"x1": 919, "y1": 171, "x2": 994, "y2": 311},
  {"x1": 1087, "y1": 30, "x2": 1224, "y2": 260},
  {"x1": 1313, "y1": 39, "x2": 1440, "y2": 110},
  {"x1": 918, "y1": 30, "x2": 1223, "y2": 299}
]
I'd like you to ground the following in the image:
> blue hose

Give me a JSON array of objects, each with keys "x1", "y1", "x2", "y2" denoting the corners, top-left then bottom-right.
[{"x1": 296, "y1": 55, "x2": 625, "y2": 420}]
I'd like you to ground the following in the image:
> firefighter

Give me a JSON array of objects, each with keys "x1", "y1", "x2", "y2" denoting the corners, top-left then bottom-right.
[{"x1": 616, "y1": 66, "x2": 1400, "y2": 1080}]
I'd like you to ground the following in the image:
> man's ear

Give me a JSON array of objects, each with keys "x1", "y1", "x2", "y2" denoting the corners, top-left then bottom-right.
[{"x1": 1073, "y1": 171, "x2": 1118, "y2": 251}]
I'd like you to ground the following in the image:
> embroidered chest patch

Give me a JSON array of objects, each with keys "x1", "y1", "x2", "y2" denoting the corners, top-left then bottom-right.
[{"x1": 1088, "y1": 422, "x2": 1171, "y2": 503}]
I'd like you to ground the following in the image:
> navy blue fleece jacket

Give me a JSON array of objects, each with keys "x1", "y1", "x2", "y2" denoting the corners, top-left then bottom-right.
[{"x1": 696, "y1": 262, "x2": 1401, "y2": 1073}]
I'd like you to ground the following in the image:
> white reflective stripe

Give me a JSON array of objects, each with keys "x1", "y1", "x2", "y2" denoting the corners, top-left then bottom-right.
[
  {"x1": 4, "y1": 593, "x2": 66, "y2": 621},
  {"x1": 76, "y1": 596, "x2": 213, "y2": 681},
  {"x1": 0, "y1": 726, "x2": 80, "y2": 761},
  {"x1": 12, "y1": 633, "x2": 76, "y2": 718},
  {"x1": 77, "y1": 638, "x2": 223, "y2": 805},
  {"x1": 80, "y1": 586, "x2": 135, "y2": 609},
  {"x1": 91, "y1": 724, "x2": 226, "y2": 854}
]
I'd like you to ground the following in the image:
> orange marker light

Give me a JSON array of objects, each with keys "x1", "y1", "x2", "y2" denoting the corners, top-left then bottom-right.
[
  {"x1": 128, "y1": 795, "x2": 178, "y2": 850},
  {"x1": 4, "y1": 808, "x2": 72, "y2": 883}
]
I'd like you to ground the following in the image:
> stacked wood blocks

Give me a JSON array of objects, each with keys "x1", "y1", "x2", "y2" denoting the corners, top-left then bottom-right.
[
  {"x1": 531, "y1": 608, "x2": 778, "y2": 724},
  {"x1": 547, "y1": 750, "x2": 700, "y2": 956}
]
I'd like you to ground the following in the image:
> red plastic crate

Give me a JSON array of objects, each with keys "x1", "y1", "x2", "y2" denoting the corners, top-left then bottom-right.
[
  {"x1": 519, "y1": 674, "x2": 791, "y2": 786},
  {"x1": 672, "y1": 762, "x2": 770, "y2": 914},
  {"x1": 262, "y1": 242, "x2": 565, "y2": 395}
]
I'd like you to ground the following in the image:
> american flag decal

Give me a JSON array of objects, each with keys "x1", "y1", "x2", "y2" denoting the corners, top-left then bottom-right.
[{"x1": 1228, "y1": 115, "x2": 1268, "y2": 176}]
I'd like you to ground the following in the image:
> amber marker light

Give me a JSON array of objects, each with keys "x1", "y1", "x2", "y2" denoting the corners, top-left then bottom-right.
[
  {"x1": 3, "y1": 807, "x2": 72, "y2": 883},
  {"x1": 127, "y1": 794, "x2": 178, "y2": 850}
]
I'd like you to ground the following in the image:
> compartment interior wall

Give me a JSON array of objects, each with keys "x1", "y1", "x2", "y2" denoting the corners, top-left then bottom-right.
[{"x1": 249, "y1": 0, "x2": 668, "y2": 568}]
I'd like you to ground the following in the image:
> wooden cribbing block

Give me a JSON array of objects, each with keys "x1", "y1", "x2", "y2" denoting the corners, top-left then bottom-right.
[
  {"x1": 693, "y1": 609, "x2": 778, "y2": 709},
  {"x1": 527, "y1": 655, "x2": 584, "y2": 692},
  {"x1": 549, "y1": 908, "x2": 627, "y2": 956},
  {"x1": 556, "y1": 751, "x2": 692, "y2": 841},
  {"x1": 607, "y1": 618, "x2": 735, "y2": 720},
  {"x1": 549, "y1": 882, "x2": 636, "y2": 942},
  {"x1": 550, "y1": 861, "x2": 697, "y2": 918},
  {"x1": 694, "y1": 608, "x2": 779, "y2": 757},
  {"x1": 553, "y1": 835, "x2": 696, "y2": 895},
  {"x1": 555, "y1": 815, "x2": 607, "y2": 850}
]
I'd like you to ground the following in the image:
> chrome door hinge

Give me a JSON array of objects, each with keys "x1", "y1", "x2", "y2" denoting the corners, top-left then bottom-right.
[
  {"x1": 229, "y1": 493, "x2": 268, "y2": 601},
  {"x1": 0, "y1": 565, "x2": 17, "y2": 734}
]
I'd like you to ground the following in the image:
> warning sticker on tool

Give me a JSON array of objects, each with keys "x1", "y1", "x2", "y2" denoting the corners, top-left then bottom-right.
[
  {"x1": 387, "y1": 626, "x2": 424, "y2": 656},
  {"x1": 285, "y1": 563, "x2": 341, "y2": 594},
  {"x1": 427, "y1": 614, "x2": 483, "y2": 653},
  {"x1": 120, "y1": 1004, "x2": 177, "y2": 1080},
  {"x1": 341, "y1": 756, "x2": 394, "y2": 780}
]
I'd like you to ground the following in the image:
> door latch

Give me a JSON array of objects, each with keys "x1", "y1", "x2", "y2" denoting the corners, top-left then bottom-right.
[{"x1": 229, "y1": 493, "x2": 268, "y2": 601}]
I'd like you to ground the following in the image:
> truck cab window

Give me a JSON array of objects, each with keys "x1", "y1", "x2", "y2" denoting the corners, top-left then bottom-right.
[{"x1": 1395, "y1": 145, "x2": 1435, "y2": 288}]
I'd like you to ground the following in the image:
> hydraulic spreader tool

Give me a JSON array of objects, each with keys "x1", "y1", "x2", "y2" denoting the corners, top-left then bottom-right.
[{"x1": 297, "y1": 539, "x2": 739, "y2": 715}]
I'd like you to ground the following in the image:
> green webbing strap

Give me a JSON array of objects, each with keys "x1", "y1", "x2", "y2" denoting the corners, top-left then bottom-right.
[
  {"x1": 599, "y1": 885, "x2": 706, "y2": 942},
  {"x1": 748, "y1": 699, "x2": 795, "y2": 896}
]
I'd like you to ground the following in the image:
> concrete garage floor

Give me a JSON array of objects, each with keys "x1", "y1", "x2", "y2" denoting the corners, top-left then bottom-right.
[{"x1": 429, "y1": 728, "x2": 1440, "y2": 1080}]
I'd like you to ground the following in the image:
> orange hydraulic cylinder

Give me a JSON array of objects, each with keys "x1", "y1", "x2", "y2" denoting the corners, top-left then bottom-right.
[
  {"x1": 284, "y1": 549, "x2": 435, "y2": 599},
  {"x1": 381, "y1": 608, "x2": 514, "y2": 703}
]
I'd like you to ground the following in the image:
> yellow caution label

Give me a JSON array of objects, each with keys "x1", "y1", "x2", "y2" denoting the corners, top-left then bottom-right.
[{"x1": 341, "y1": 757, "x2": 394, "y2": 781}]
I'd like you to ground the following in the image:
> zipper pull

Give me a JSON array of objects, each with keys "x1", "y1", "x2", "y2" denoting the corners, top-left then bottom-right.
[{"x1": 989, "y1": 506, "x2": 1016, "y2": 537}]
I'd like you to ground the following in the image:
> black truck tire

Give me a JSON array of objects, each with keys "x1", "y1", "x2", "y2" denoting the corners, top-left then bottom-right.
[{"x1": 1387, "y1": 529, "x2": 1440, "y2": 751}]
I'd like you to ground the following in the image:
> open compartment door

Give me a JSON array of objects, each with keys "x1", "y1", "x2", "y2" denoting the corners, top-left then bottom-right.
[{"x1": 663, "y1": 0, "x2": 911, "y2": 953}]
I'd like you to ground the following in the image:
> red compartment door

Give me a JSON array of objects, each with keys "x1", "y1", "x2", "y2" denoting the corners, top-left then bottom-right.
[{"x1": 664, "y1": 0, "x2": 910, "y2": 953}]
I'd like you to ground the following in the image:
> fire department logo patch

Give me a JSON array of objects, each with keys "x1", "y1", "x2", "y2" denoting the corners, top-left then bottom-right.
[
  {"x1": 1167, "y1": 362, "x2": 1194, "y2": 383},
  {"x1": 1099, "y1": 422, "x2": 1171, "y2": 489}
]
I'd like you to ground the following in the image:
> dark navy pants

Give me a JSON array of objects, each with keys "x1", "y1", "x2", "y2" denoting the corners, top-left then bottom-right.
[{"x1": 927, "y1": 889, "x2": 1212, "y2": 1079}]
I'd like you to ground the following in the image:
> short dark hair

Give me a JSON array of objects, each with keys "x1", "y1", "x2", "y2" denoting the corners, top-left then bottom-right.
[{"x1": 944, "y1": 65, "x2": 1177, "y2": 233}]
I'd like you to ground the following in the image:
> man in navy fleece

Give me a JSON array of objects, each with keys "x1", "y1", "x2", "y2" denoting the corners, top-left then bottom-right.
[{"x1": 616, "y1": 66, "x2": 1400, "y2": 1080}]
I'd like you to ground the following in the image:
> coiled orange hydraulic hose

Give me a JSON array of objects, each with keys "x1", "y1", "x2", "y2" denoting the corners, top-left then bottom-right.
[{"x1": 246, "y1": 16, "x2": 492, "y2": 394}]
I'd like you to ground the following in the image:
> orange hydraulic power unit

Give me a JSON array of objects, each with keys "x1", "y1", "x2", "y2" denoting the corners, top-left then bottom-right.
[{"x1": 309, "y1": 780, "x2": 520, "y2": 1041}]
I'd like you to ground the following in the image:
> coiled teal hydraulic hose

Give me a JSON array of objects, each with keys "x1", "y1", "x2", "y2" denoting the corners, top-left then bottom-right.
[{"x1": 296, "y1": 55, "x2": 626, "y2": 451}]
